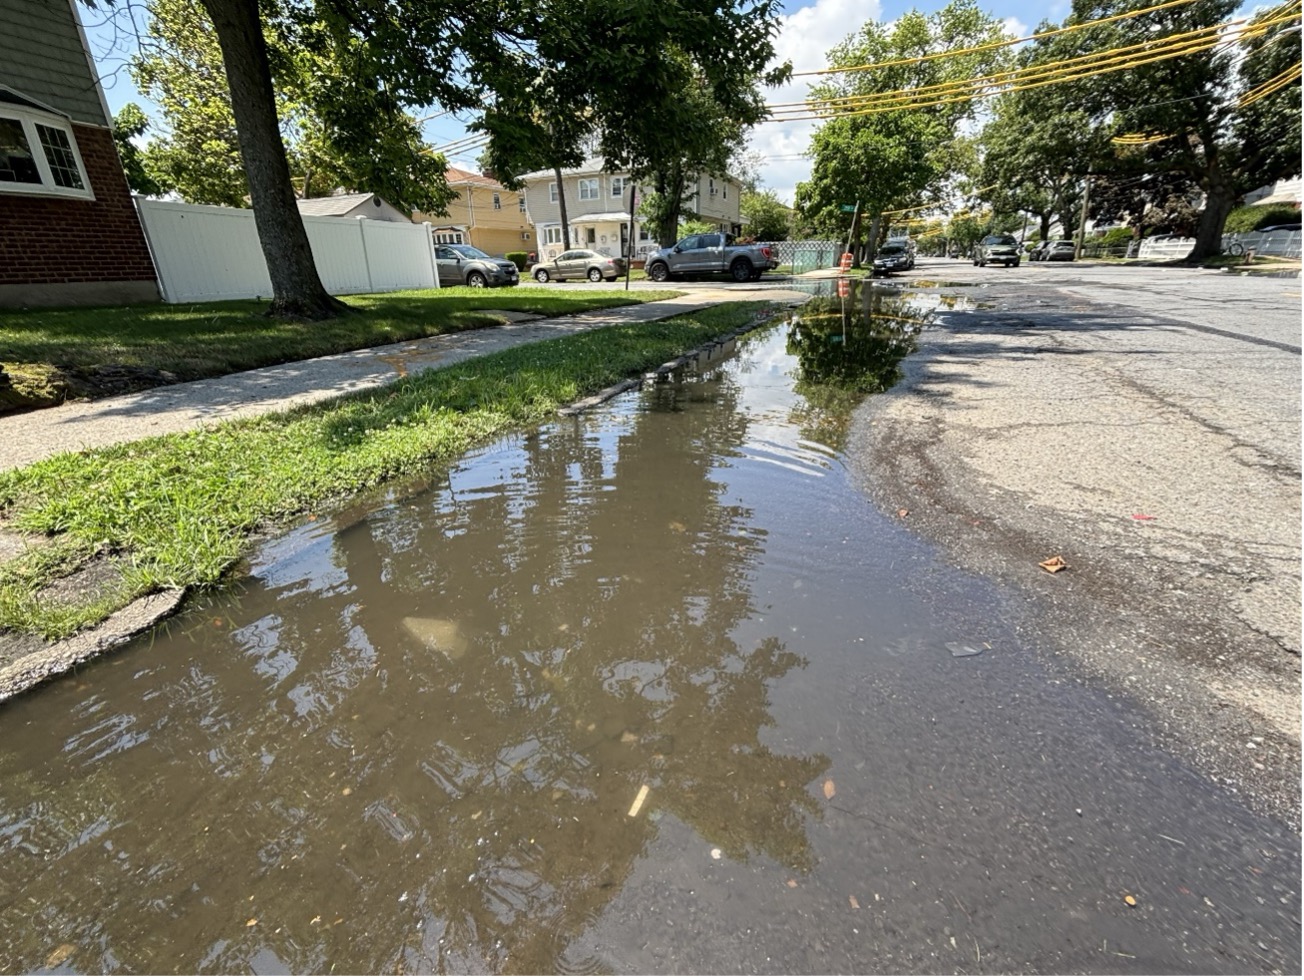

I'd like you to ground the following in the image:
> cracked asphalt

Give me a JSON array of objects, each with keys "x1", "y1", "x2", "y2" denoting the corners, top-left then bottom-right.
[{"x1": 847, "y1": 258, "x2": 1301, "y2": 825}]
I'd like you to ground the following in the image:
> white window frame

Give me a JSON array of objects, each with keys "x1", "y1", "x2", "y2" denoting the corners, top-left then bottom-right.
[
  {"x1": 543, "y1": 225, "x2": 563, "y2": 245},
  {"x1": 578, "y1": 177, "x2": 599, "y2": 201},
  {"x1": 548, "y1": 182, "x2": 558, "y2": 202},
  {"x1": 0, "y1": 103, "x2": 94, "y2": 200},
  {"x1": 434, "y1": 230, "x2": 465, "y2": 244},
  {"x1": 610, "y1": 176, "x2": 626, "y2": 199}
]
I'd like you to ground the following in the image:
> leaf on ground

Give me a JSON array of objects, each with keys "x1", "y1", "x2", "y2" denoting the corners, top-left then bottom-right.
[
  {"x1": 823, "y1": 779, "x2": 836, "y2": 800},
  {"x1": 45, "y1": 944, "x2": 76, "y2": 969},
  {"x1": 1038, "y1": 555, "x2": 1068, "y2": 573},
  {"x1": 897, "y1": 508, "x2": 909, "y2": 518},
  {"x1": 246, "y1": 918, "x2": 258, "y2": 927}
]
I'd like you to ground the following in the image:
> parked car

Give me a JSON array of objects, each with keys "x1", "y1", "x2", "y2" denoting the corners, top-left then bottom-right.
[
  {"x1": 1040, "y1": 239, "x2": 1077, "y2": 261},
  {"x1": 434, "y1": 244, "x2": 520, "y2": 288},
  {"x1": 643, "y1": 233, "x2": 778, "y2": 282},
  {"x1": 972, "y1": 234, "x2": 1021, "y2": 267},
  {"x1": 872, "y1": 241, "x2": 915, "y2": 274},
  {"x1": 531, "y1": 249, "x2": 627, "y2": 283}
]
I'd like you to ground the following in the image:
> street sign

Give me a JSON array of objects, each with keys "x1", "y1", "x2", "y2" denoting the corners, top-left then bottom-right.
[{"x1": 839, "y1": 204, "x2": 856, "y2": 213}]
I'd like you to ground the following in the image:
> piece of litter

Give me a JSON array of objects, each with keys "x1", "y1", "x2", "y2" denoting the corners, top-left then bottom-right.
[
  {"x1": 710, "y1": 847, "x2": 722, "y2": 860},
  {"x1": 1039, "y1": 555, "x2": 1068, "y2": 573},
  {"x1": 946, "y1": 642, "x2": 984, "y2": 658},
  {"x1": 627, "y1": 784, "x2": 650, "y2": 818},
  {"x1": 1124, "y1": 895, "x2": 1137, "y2": 907},
  {"x1": 897, "y1": 508, "x2": 910, "y2": 518},
  {"x1": 1131, "y1": 514, "x2": 1156, "y2": 521},
  {"x1": 787, "y1": 879, "x2": 798, "y2": 888},
  {"x1": 246, "y1": 918, "x2": 259, "y2": 927},
  {"x1": 849, "y1": 895, "x2": 861, "y2": 909},
  {"x1": 823, "y1": 779, "x2": 836, "y2": 800}
]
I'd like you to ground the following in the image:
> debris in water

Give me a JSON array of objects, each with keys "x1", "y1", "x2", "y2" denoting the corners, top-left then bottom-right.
[
  {"x1": 246, "y1": 918, "x2": 259, "y2": 927},
  {"x1": 946, "y1": 642, "x2": 985, "y2": 658},
  {"x1": 401, "y1": 616, "x2": 468, "y2": 659},
  {"x1": 1124, "y1": 895, "x2": 1137, "y2": 907},
  {"x1": 787, "y1": 879, "x2": 799, "y2": 888},
  {"x1": 1039, "y1": 555, "x2": 1068, "y2": 574},
  {"x1": 45, "y1": 944, "x2": 76, "y2": 969},
  {"x1": 628, "y1": 784, "x2": 650, "y2": 817},
  {"x1": 710, "y1": 848, "x2": 722, "y2": 860},
  {"x1": 823, "y1": 779, "x2": 836, "y2": 800}
]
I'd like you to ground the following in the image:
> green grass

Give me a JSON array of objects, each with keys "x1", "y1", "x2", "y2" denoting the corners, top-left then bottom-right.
[
  {"x1": 0, "y1": 301, "x2": 775, "y2": 639},
  {"x1": 0, "y1": 286, "x2": 679, "y2": 399}
]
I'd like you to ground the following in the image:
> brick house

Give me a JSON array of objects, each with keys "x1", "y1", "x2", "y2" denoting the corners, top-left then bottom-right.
[{"x1": 1, "y1": 0, "x2": 159, "y2": 307}]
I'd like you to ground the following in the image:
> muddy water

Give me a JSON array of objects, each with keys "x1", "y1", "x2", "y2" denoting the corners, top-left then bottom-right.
[{"x1": 1, "y1": 285, "x2": 1298, "y2": 975}]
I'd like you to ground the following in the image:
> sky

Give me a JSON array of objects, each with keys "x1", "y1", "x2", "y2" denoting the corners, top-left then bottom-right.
[{"x1": 80, "y1": 0, "x2": 1098, "y2": 204}]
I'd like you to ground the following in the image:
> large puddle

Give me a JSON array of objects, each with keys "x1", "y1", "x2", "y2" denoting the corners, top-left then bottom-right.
[{"x1": 1, "y1": 284, "x2": 1297, "y2": 974}]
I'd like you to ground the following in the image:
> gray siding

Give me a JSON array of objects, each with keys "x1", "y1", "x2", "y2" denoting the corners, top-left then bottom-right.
[{"x1": 0, "y1": 0, "x2": 107, "y2": 125}]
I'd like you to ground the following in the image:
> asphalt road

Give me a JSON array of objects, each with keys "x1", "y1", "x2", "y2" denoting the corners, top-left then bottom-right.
[{"x1": 844, "y1": 257, "x2": 1301, "y2": 825}]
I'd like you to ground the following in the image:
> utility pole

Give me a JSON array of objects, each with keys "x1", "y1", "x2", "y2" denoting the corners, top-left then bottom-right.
[{"x1": 1075, "y1": 170, "x2": 1093, "y2": 261}]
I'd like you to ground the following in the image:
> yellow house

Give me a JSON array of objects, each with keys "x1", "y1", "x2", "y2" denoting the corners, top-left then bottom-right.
[{"x1": 414, "y1": 168, "x2": 535, "y2": 258}]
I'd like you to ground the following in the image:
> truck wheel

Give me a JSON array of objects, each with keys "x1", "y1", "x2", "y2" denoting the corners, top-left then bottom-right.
[
  {"x1": 647, "y1": 262, "x2": 670, "y2": 283},
  {"x1": 730, "y1": 259, "x2": 753, "y2": 282},
  {"x1": 587, "y1": 267, "x2": 603, "y2": 282}
]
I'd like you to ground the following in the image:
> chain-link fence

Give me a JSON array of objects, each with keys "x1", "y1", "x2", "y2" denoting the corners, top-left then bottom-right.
[{"x1": 755, "y1": 240, "x2": 845, "y2": 274}]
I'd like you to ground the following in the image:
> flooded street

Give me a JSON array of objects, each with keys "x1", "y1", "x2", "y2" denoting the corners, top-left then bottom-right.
[{"x1": 1, "y1": 282, "x2": 1298, "y2": 974}]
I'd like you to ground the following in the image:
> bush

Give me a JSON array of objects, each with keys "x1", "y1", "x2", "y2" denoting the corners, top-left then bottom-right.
[
  {"x1": 1224, "y1": 204, "x2": 1301, "y2": 234},
  {"x1": 1091, "y1": 227, "x2": 1134, "y2": 246},
  {"x1": 505, "y1": 251, "x2": 528, "y2": 270}
]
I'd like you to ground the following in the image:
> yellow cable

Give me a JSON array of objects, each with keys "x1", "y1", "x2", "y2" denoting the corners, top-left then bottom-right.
[
  {"x1": 765, "y1": 16, "x2": 1292, "y2": 122},
  {"x1": 770, "y1": 12, "x2": 1297, "y2": 117},
  {"x1": 771, "y1": 14, "x2": 1249, "y2": 111},
  {"x1": 788, "y1": 0, "x2": 1210, "y2": 78}
]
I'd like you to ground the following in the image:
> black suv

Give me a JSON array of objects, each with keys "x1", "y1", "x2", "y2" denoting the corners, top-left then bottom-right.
[{"x1": 972, "y1": 234, "x2": 1021, "y2": 268}]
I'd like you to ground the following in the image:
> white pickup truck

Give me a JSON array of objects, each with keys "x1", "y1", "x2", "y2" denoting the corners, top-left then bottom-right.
[{"x1": 643, "y1": 233, "x2": 779, "y2": 283}]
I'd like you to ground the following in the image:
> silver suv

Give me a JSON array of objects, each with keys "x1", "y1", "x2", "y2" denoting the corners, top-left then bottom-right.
[
  {"x1": 972, "y1": 234, "x2": 1021, "y2": 268},
  {"x1": 434, "y1": 244, "x2": 520, "y2": 288}
]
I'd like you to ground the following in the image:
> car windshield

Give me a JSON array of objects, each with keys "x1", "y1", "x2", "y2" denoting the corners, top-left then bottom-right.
[
  {"x1": 449, "y1": 245, "x2": 491, "y2": 260},
  {"x1": 984, "y1": 235, "x2": 1017, "y2": 245},
  {"x1": 879, "y1": 245, "x2": 905, "y2": 255}
]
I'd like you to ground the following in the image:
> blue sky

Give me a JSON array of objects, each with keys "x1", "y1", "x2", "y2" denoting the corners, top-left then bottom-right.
[{"x1": 77, "y1": 0, "x2": 1135, "y2": 203}]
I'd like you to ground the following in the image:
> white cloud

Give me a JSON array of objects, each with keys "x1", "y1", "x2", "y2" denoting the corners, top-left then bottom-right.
[
  {"x1": 751, "y1": 0, "x2": 885, "y2": 205},
  {"x1": 1002, "y1": 16, "x2": 1030, "y2": 39}
]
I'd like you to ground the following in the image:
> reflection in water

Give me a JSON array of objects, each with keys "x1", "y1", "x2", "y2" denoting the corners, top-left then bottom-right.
[
  {"x1": 0, "y1": 324, "x2": 846, "y2": 974},
  {"x1": 784, "y1": 281, "x2": 949, "y2": 449}
]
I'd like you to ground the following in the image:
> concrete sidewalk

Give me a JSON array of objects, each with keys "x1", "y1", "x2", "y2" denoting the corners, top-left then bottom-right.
[{"x1": 2, "y1": 288, "x2": 807, "y2": 472}]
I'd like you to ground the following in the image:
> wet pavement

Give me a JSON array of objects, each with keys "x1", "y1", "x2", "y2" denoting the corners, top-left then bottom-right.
[{"x1": 0, "y1": 281, "x2": 1298, "y2": 974}]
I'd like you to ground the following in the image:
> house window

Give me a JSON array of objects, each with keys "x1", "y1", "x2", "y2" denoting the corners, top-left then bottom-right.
[
  {"x1": 522, "y1": 231, "x2": 530, "y2": 240},
  {"x1": 611, "y1": 176, "x2": 625, "y2": 198},
  {"x1": 493, "y1": 192, "x2": 501, "y2": 210},
  {"x1": 578, "y1": 178, "x2": 599, "y2": 201},
  {"x1": 0, "y1": 107, "x2": 92, "y2": 199},
  {"x1": 518, "y1": 195, "x2": 526, "y2": 212},
  {"x1": 544, "y1": 226, "x2": 563, "y2": 245},
  {"x1": 586, "y1": 227, "x2": 596, "y2": 244},
  {"x1": 434, "y1": 230, "x2": 465, "y2": 244},
  {"x1": 722, "y1": 183, "x2": 728, "y2": 200},
  {"x1": 708, "y1": 177, "x2": 716, "y2": 197},
  {"x1": 549, "y1": 182, "x2": 558, "y2": 202}
]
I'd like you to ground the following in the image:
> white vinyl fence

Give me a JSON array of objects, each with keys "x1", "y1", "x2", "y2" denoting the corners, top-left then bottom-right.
[
  {"x1": 1136, "y1": 236, "x2": 1196, "y2": 260},
  {"x1": 134, "y1": 199, "x2": 439, "y2": 303}
]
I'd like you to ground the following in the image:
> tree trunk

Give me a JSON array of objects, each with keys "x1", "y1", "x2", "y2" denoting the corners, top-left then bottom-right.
[
  {"x1": 1039, "y1": 213, "x2": 1052, "y2": 242},
  {"x1": 553, "y1": 164, "x2": 571, "y2": 250},
  {"x1": 200, "y1": 0, "x2": 343, "y2": 319},
  {"x1": 1190, "y1": 178, "x2": 1236, "y2": 262},
  {"x1": 655, "y1": 163, "x2": 685, "y2": 248}
]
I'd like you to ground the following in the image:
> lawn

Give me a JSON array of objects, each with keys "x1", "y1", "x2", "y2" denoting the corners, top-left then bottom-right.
[
  {"x1": 0, "y1": 301, "x2": 777, "y2": 640},
  {"x1": 0, "y1": 286, "x2": 679, "y2": 406}
]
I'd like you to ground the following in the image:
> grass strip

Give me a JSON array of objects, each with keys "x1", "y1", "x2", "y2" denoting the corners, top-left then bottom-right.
[
  {"x1": 0, "y1": 301, "x2": 773, "y2": 639},
  {"x1": 0, "y1": 286, "x2": 678, "y2": 395}
]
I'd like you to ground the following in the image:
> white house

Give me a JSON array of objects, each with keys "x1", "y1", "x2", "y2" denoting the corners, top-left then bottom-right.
[{"x1": 517, "y1": 157, "x2": 744, "y2": 262}]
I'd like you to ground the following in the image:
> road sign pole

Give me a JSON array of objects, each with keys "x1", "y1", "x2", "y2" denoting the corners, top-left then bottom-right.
[{"x1": 844, "y1": 201, "x2": 860, "y2": 267}]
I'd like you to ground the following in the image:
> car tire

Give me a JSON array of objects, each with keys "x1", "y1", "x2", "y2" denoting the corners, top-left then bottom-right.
[
  {"x1": 647, "y1": 262, "x2": 670, "y2": 283},
  {"x1": 1011, "y1": 259, "x2": 1020, "y2": 267},
  {"x1": 587, "y1": 268, "x2": 603, "y2": 282},
  {"x1": 748, "y1": 268, "x2": 763, "y2": 281},
  {"x1": 729, "y1": 259, "x2": 753, "y2": 283},
  {"x1": 534, "y1": 269, "x2": 550, "y2": 283},
  {"x1": 606, "y1": 276, "x2": 618, "y2": 282},
  {"x1": 466, "y1": 271, "x2": 487, "y2": 288}
]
